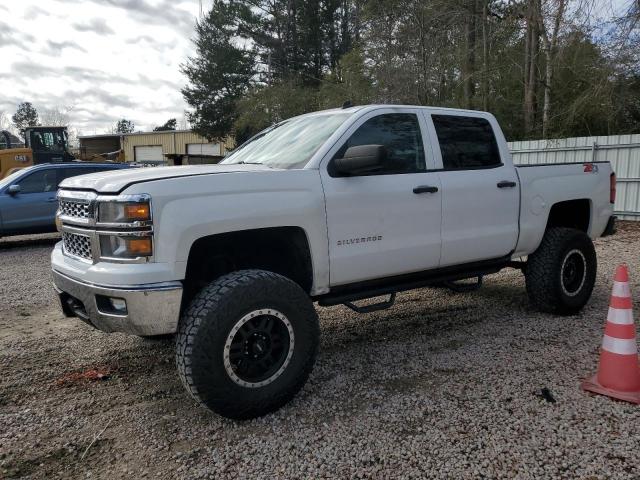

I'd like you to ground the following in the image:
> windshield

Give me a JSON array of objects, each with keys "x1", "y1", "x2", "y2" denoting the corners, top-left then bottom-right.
[
  {"x1": 0, "y1": 166, "x2": 34, "y2": 190},
  {"x1": 221, "y1": 111, "x2": 352, "y2": 169}
]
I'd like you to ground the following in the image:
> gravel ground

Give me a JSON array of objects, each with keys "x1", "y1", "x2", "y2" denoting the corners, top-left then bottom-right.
[{"x1": 1, "y1": 225, "x2": 640, "y2": 479}]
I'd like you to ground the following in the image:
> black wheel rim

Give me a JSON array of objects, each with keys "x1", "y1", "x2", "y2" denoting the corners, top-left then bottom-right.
[
  {"x1": 223, "y1": 309, "x2": 294, "y2": 388},
  {"x1": 561, "y1": 249, "x2": 586, "y2": 296}
]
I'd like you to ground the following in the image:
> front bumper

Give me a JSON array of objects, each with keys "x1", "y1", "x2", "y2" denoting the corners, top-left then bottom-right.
[{"x1": 52, "y1": 269, "x2": 182, "y2": 336}]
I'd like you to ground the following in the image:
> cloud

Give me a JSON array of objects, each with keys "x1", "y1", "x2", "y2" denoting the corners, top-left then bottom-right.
[
  {"x1": 102, "y1": 0, "x2": 195, "y2": 32},
  {"x1": 0, "y1": 21, "x2": 36, "y2": 50},
  {"x1": 46, "y1": 40, "x2": 88, "y2": 56},
  {"x1": 125, "y1": 35, "x2": 177, "y2": 53},
  {"x1": 72, "y1": 17, "x2": 115, "y2": 35},
  {"x1": 80, "y1": 89, "x2": 137, "y2": 109},
  {"x1": 0, "y1": 1, "x2": 198, "y2": 132},
  {"x1": 126, "y1": 35, "x2": 155, "y2": 44},
  {"x1": 10, "y1": 61, "x2": 183, "y2": 93},
  {"x1": 24, "y1": 5, "x2": 50, "y2": 19}
]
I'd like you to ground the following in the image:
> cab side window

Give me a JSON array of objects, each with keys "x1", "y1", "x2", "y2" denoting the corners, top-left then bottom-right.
[
  {"x1": 17, "y1": 170, "x2": 57, "y2": 194},
  {"x1": 432, "y1": 115, "x2": 501, "y2": 169},
  {"x1": 332, "y1": 113, "x2": 426, "y2": 175}
]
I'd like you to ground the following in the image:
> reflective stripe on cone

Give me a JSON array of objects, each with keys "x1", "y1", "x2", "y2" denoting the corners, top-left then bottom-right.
[
  {"x1": 607, "y1": 307, "x2": 634, "y2": 325},
  {"x1": 602, "y1": 335, "x2": 638, "y2": 355}
]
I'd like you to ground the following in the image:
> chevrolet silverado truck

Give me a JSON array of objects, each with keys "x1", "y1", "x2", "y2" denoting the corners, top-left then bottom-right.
[{"x1": 52, "y1": 105, "x2": 616, "y2": 419}]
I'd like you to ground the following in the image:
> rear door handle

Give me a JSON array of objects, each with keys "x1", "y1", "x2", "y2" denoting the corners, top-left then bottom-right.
[
  {"x1": 497, "y1": 180, "x2": 517, "y2": 188},
  {"x1": 413, "y1": 185, "x2": 439, "y2": 194},
  {"x1": 47, "y1": 198, "x2": 57, "y2": 203}
]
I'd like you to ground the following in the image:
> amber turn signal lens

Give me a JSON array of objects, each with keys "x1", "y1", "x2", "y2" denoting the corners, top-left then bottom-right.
[
  {"x1": 126, "y1": 238, "x2": 152, "y2": 256},
  {"x1": 125, "y1": 203, "x2": 150, "y2": 221}
]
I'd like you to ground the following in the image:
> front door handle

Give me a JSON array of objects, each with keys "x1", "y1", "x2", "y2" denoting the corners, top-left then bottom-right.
[
  {"x1": 413, "y1": 185, "x2": 439, "y2": 194},
  {"x1": 497, "y1": 180, "x2": 517, "y2": 188},
  {"x1": 47, "y1": 198, "x2": 57, "y2": 203}
]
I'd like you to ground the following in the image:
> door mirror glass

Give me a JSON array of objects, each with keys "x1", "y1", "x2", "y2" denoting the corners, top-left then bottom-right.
[
  {"x1": 335, "y1": 145, "x2": 386, "y2": 175},
  {"x1": 8, "y1": 184, "x2": 21, "y2": 195}
]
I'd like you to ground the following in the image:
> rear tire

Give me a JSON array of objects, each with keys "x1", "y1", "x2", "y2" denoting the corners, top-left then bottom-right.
[
  {"x1": 525, "y1": 227, "x2": 597, "y2": 315},
  {"x1": 176, "y1": 269, "x2": 319, "y2": 419}
]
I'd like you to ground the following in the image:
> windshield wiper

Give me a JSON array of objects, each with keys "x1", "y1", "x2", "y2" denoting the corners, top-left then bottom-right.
[{"x1": 236, "y1": 161, "x2": 271, "y2": 167}]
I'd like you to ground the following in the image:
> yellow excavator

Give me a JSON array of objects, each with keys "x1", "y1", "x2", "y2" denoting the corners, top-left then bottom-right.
[
  {"x1": 0, "y1": 130, "x2": 32, "y2": 179},
  {"x1": 0, "y1": 126, "x2": 78, "y2": 179}
]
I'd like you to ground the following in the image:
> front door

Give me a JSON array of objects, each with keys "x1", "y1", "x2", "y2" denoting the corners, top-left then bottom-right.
[
  {"x1": 427, "y1": 112, "x2": 520, "y2": 266},
  {"x1": 320, "y1": 109, "x2": 443, "y2": 286},
  {"x1": 1, "y1": 169, "x2": 58, "y2": 234}
]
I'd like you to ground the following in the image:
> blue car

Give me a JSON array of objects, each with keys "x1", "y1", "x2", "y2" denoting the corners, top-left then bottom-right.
[{"x1": 0, "y1": 163, "x2": 131, "y2": 237}]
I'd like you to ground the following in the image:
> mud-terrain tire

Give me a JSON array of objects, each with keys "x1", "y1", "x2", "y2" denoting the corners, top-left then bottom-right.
[
  {"x1": 525, "y1": 227, "x2": 597, "y2": 315},
  {"x1": 176, "y1": 269, "x2": 319, "y2": 419}
]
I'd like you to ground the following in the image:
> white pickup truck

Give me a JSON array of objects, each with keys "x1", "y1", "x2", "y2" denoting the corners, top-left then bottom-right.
[{"x1": 52, "y1": 105, "x2": 616, "y2": 419}]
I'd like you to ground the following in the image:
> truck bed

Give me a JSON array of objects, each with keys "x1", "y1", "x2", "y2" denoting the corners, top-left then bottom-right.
[{"x1": 513, "y1": 161, "x2": 614, "y2": 257}]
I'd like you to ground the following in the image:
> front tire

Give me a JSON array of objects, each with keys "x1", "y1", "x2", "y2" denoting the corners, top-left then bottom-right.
[
  {"x1": 176, "y1": 269, "x2": 319, "y2": 419},
  {"x1": 525, "y1": 227, "x2": 597, "y2": 315}
]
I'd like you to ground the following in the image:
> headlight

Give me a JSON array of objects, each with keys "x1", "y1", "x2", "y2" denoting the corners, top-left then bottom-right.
[
  {"x1": 99, "y1": 234, "x2": 153, "y2": 259},
  {"x1": 97, "y1": 197, "x2": 151, "y2": 225}
]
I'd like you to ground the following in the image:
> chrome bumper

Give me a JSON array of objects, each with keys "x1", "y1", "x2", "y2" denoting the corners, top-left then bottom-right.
[{"x1": 52, "y1": 269, "x2": 182, "y2": 336}]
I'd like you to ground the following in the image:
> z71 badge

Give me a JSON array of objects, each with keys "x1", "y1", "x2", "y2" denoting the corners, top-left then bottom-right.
[{"x1": 337, "y1": 235, "x2": 382, "y2": 246}]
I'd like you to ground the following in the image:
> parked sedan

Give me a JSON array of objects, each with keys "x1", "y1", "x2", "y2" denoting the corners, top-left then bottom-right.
[{"x1": 0, "y1": 163, "x2": 131, "y2": 237}]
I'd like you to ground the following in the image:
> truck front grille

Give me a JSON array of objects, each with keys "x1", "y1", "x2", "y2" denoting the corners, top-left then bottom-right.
[
  {"x1": 59, "y1": 199, "x2": 91, "y2": 220},
  {"x1": 62, "y1": 232, "x2": 92, "y2": 260}
]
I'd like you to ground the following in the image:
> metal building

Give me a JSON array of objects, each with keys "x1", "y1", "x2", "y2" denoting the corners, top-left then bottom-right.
[
  {"x1": 79, "y1": 131, "x2": 234, "y2": 165},
  {"x1": 509, "y1": 134, "x2": 640, "y2": 220},
  {"x1": 123, "y1": 130, "x2": 234, "y2": 165}
]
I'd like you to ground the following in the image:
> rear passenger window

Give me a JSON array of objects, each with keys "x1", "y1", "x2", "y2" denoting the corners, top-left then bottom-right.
[
  {"x1": 334, "y1": 113, "x2": 426, "y2": 175},
  {"x1": 432, "y1": 115, "x2": 501, "y2": 169}
]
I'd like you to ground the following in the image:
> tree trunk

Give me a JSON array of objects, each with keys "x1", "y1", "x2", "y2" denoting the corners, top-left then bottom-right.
[
  {"x1": 523, "y1": 0, "x2": 540, "y2": 137},
  {"x1": 481, "y1": 0, "x2": 489, "y2": 111},
  {"x1": 541, "y1": 0, "x2": 566, "y2": 138},
  {"x1": 463, "y1": 0, "x2": 477, "y2": 109},
  {"x1": 542, "y1": 44, "x2": 552, "y2": 137}
]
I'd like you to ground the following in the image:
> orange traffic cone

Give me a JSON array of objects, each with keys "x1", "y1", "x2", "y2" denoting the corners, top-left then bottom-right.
[{"x1": 582, "y1": 264, "x2": 640, "y2": 404}]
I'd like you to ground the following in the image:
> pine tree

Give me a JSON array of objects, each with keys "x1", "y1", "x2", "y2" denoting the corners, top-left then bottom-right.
[
  {"x1": 115, "y1": 119, "x2": 135, "y2": 133},
  {"x1": 12, "y1": 102, "x2": 39, "y2": 134},
  {"x1": 182, "y1": 1, "x2": 254, "y2": 140}
]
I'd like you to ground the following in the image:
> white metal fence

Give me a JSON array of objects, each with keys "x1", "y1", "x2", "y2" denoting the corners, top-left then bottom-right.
[{"x1": 508, "y1": 134, "x2": 640, "y2": 221}]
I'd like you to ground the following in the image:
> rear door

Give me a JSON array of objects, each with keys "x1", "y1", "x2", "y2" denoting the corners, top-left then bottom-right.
[
  {"x1": 0, "y1": 168, "x2": 58, "y2": 234},
  {"x1": 426, "y1": 112, "x2": 519, "y2": 266},
  {"x1": 320, "y1": 108, "x2": 443, "y2": 286}
]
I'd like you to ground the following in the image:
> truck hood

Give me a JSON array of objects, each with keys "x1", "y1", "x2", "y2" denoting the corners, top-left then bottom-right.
[{"x1": 59, "y1": 164, "x2": 277, "y2": 194}]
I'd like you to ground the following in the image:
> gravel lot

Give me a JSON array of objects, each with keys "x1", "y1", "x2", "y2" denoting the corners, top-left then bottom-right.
[{"x1": 1, "y1": 225, "x2": 640, "y2": 479}]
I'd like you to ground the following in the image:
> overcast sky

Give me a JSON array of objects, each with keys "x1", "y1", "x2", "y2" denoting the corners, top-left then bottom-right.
[{"x1": 0, "y1": 0, "x2": 202, "y2": 134}]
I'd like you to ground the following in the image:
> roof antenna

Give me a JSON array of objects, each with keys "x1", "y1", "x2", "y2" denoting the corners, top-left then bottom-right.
[{"x1": 342, "y1": 100, "x2": 353, "y2": 109}]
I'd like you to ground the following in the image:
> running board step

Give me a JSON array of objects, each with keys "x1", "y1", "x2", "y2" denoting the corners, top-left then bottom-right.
[
  {"x1": 343, "y1": 293, "x2": 396, "y2": 314},
  {"x1": 443, "y1": 276, "x2": 483, "y2": 293}
]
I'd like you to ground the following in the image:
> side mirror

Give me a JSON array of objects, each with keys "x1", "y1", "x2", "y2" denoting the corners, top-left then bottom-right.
[
  {"x1": 334, "y1": 145, "x2": 386, "y2": 175},
  {"x1": 7, "y1": 184, "x2": 20, "y2": 195}
]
